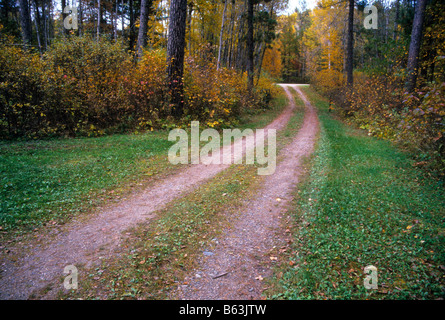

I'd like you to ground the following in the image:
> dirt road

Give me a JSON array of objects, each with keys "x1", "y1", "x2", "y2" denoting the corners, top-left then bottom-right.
[
  {"x1": 0, "y1": 84, "x2": 313, "y2": 300},
  {"x1": 171, "y1": 84, "x2": 319, "y2": 299}
]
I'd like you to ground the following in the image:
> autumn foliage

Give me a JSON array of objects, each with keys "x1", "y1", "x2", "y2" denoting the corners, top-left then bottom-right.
[
  {"x1": 279, "y1": 0, "x2": 444, "y2": 176},
  {"x1": 0, "y1": 34, "x2": 276, "y2": 138}
]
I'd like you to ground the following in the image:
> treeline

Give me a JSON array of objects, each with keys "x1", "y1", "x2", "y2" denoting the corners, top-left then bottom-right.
[
  {"x1": 266, "y1": 0, "x2": 444, "y2": 175},
  {"x1": 0, "y1": 0, "x2": 286, "y2": 138},
  {"x1": 0, "y1": 0, "x2": 285, "y2": 75}
]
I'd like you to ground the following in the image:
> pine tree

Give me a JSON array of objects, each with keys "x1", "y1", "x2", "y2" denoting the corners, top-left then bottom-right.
[
  {"x1": 19, "y1": 0, "x2": 32, "y2": 46},
  {"x1": 405, "y1": 0, "x2": 427, "y2": 92},
  {"x1": 167, "y1": 0, "x2": 187, "y2": 118}
]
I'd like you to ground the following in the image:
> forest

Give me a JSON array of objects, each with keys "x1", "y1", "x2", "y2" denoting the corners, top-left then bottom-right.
[
  {"x1": 0, "y1": 0, "x2": 444, "y2": 174},
  {"x1": 1, "y1": 0, "x2": 444, "y2": 301}
]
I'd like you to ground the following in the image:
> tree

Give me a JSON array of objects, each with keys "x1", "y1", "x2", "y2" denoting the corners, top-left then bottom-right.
[
  {"x1": 405, "y1": 0, "x2": 427, "y2": 92},
  {"x1": 166, "y1": 0, "x2": 187, "y2": 119},
  {"x1": 246, "y1": 0, "x2": 254, "y2": 90},
  {"x1": 217, "y1": 0, "x2": 228, "y2": 70},
  {"x1": 345, "y1": 0, "x2": 354, "y2": 87},
  {"x1": 61, "y1": 0, "x2": 69, "y2": 35},
  {"x1": 129, "y1": 0, "x2": 137, "y2": 50},
  {"x1": 279, "y1": 13, "x2": 300, "y2": 82},
  {"x1": 302, "y1": 0, "x2": 345, "y2": 91},
  {"x1": 97, "y1": 0, "x2": 101, "y2": 40},
  {"x1": 136, "y1": 0, "x2": 153, "y2": 57},
  {"x1": 18, "y1": 0, "x2": 32, "y2": 46}
]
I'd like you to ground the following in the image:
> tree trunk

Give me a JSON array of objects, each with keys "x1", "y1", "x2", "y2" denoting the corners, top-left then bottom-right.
[
  {"x1": 33, "y1": 0, "x2": 42, "y2": 53},
  {"x1": 167, "y1": 0, "x2": 187, "y2": 119},
  {"x1": 255, "y1": 44, "x2": 266, "y2": 86},
  {"x1": 61, "y1": 0, "x2": 69, "y2": 35},
  {"x1": 217, "y1": 0, "x2": 228, "y2": 70},
  {"x1": 19, "y1": 0, "x2": 32, "y2": 46},
  {"x1": 97, "y1": 0, "x2": 101, "y2": 40},
  {"x1": 187, "y1": 2, "x2": 194, "y2": 53},
  {"x1": 79, "y1": 0, "x2": 83, "y2": 36},
  {"x1": 43, "y1": 0, "x2": 48, "y2": 50},
  {"x1": 235, "y1": 3, "x2": 246, "y2": 70},
  {"x1": 114, "y1": 0, "x2": 118, "y2": 41},
  {"x1": 226, "y1": 0, "x2": 235, "y2": 68},
  {"x1": 393, "y1": 0, "x2": 400, "y2": 41},
  {"x1": 246, "y1": 0, "x2": 254, "y2": 90},
  {"x1": 345, "y1": 0, "x2": 354, "y2": 87},
  {"x1": 405, "y1": 0, "x2": 427, "y2": 93},
  {"x1": 129, "y1": 0, "x2": 136, "y2": 50},
  {"x1": 121, "y1": 0, "x2": 124, "y2": 44},
  {"x1": 136, "y1": 0, "x2": 152, "y2": 58}
]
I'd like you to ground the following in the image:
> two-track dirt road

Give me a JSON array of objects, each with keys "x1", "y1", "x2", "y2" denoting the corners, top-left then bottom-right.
[
  {"x1": 171, "y1": 85, "x2": 319, "y2": 299},
  {"x1": 0, "y1": 84, "x2": 319, "y2": 300}
]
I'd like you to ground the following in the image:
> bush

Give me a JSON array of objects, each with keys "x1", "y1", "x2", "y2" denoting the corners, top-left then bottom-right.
[
  {"x1": 0, "y1": 35, "x2": 47, "y2": 137},
  {"x1": 0, "y1": 35, "x2": 133, "y2": 137},
  {"x1": 399, "y1": 83, "x2": 445, "y2": 173},
  {"x1": 0, "y1": 35, "x2": 279, "y2": 138},
  {"x1": 332, "y1": 72, "x2": 445, "y2": 176},
  {"x1": 42, "y1": 36, "x2": 132, "y2": 136},
  {"x1": 124, "y1": 48, "x2": 169, "y2": 130},
  {"x1": 183, "y1": 45, "x2": 278, "y2": 129},
  {"x1": 183, "y1": 48, "x2": 246, "y2": 128}
]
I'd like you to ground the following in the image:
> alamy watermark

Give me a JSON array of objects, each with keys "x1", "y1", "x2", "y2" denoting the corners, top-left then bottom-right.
[
  {"x1": 364, "y1": 5, "x2": 378, "y2": 30},
  {"x1": 63, "y1": 264, "x2": 78, "y2": 290},
  {"x1": 168, "y1": 121, "x2": 276, "y2": 175},
  {"x1": 63, "y1": 6, "x2": 78, "y2": 30},
  {"x1": 363, "y1": 265, "x2": 378, "y2": 289}
]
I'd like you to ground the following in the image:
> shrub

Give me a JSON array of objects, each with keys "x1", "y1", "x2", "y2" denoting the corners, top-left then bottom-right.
[
  {"x1": 183, "y1": 48, "x2": 245, "y2": 128},
  {"x1": 0, "y1": 34, "x2": 47, "y2": 138},
  {"x1": 42, "y1": 36, "x2": 131, "y2": 135},
  {"x1": 123, "y1": 48, "x2": 169, "y2": 130},
  {"x1": 0, "y1": 35, "x2": 279, "y2": 138},
  {"x1": 183, "y1": 45, "x2": 278, "y2": 129},
  {"x1": 398, "y1": 83, "x2": 445, "y2": 173},
  {"x1": 332, "y1": 72, "x2": 445, "y2": 176}
]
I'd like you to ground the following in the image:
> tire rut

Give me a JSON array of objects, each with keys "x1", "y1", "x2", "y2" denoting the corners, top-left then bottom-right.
[
  {"x1": 0, "y1": 84, "x2": 302, "y2": 300},
  {"x1": 171, "y1": 84, "x2": 319, "y2": 300}
]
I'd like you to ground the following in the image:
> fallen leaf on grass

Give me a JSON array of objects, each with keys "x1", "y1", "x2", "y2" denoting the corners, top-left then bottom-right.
[{"x1": 255, "y1": 275, "x2": 263, "y2": 281}]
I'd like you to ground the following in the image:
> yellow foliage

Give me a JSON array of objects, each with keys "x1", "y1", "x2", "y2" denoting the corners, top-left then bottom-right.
[
  {"x1": 304, "y1": 1, "x2": 346, "y2": 92},
  {"x1": 262, "y1": 46, "x2": 282, "y2": 79}
]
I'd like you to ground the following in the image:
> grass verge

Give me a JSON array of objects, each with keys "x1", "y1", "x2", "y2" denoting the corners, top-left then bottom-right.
[
  {"x1": 268, "y1": 86, "x2": 445, "y2": 300},
  {"x1": 0, "y1": 133, "x2": 178, "y2": 235}
]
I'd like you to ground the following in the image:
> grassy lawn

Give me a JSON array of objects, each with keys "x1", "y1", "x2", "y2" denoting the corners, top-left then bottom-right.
[
  {"x1": 268, "y1": 86, "x2": 445, "y2": 299},
  {"x1": 0, "y1": 133, "x2": 177, "y2": 234},
  {"x1": 0, "y1": 89, "x2": 288, "y2": 237}
]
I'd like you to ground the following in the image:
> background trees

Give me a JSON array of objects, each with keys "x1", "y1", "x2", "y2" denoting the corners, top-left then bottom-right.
[
  {"x1": 2, "y1": 0, "x2": 284, "y2": 72},
  {"x1": 266, "y1": 0, "x2": 443, "y2": 174},
  {"x1": 1, "y1": 0, "x2": 285, "y2": 138},
  {"x1": 1, "y1": 0, "x2": 443, "y2": 173}
]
